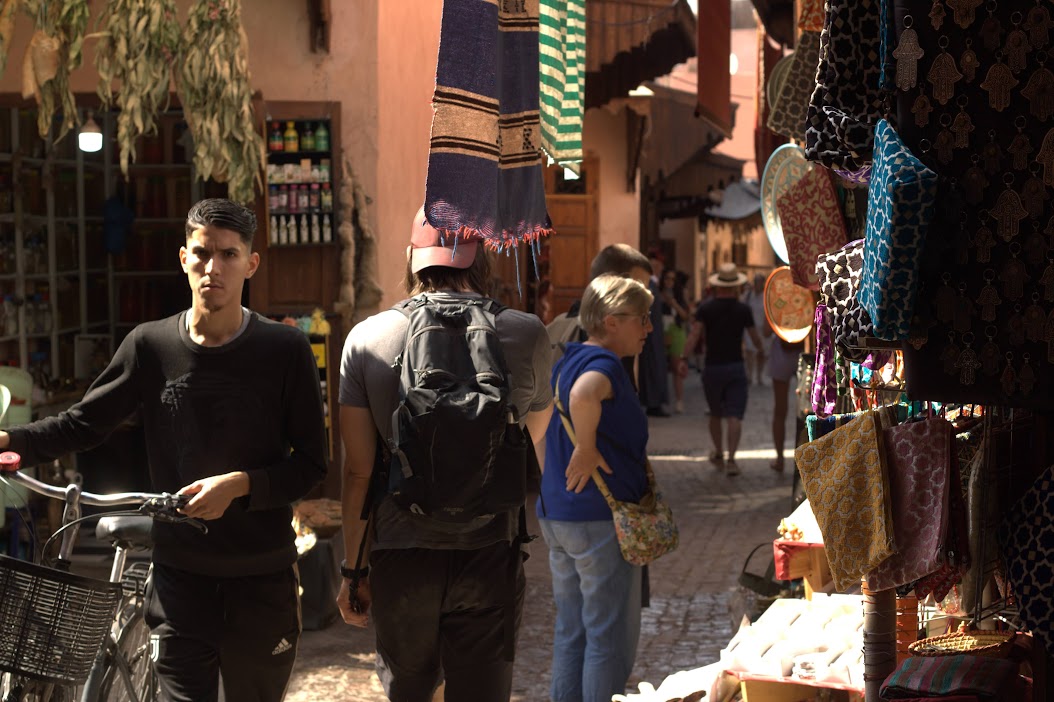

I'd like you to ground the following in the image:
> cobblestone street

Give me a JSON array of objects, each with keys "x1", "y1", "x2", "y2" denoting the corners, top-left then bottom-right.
[{"x1": 285, "y1": 375, "x2": 798, "y2": 701}]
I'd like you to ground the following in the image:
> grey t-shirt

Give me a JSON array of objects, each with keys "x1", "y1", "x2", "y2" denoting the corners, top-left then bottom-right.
[{"x1": 340, "y1": 293, "x2": 553, "y2": 550}]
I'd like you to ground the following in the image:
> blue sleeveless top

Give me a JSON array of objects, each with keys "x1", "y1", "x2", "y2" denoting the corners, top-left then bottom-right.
[{"x1": 537, "y1": 343, "x2": 649, "y2": 522}]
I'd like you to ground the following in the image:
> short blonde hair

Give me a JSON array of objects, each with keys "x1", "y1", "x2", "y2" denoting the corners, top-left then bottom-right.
[{"x1": 580, "y1": 274, "x2": 654, "y2": 338}]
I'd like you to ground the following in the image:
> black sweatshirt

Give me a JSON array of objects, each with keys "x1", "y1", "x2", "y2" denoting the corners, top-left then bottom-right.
[{"x1": 8, "y1": 312, "x2": 327, "y2": 577}]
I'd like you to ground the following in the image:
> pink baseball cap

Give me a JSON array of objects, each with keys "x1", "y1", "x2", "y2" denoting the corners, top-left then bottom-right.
[{"x1": 409, "y1": 206, "x2": 478, "y2": 273}]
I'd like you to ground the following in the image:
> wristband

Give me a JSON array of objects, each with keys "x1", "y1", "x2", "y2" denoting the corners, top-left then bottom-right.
[{"x1": 340, "y1": 560, "x2": 370, "y2": 580}]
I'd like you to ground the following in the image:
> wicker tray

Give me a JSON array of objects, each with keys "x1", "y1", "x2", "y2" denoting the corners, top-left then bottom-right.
[{"x1": 908, "y1": 628, "x2": 1014, "y2": 658}]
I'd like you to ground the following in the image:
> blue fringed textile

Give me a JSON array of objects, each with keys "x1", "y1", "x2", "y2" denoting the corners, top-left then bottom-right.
[{"x1": 425, "y1": 0, "x2": 553, "y2": 250}]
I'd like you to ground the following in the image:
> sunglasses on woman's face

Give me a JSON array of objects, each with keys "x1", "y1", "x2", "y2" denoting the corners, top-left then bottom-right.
[{"x1": 613, "y1": 312, "x2": 650, "y2": 326}]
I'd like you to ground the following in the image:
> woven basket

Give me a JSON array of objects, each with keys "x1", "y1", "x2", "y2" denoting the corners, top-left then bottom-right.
[{"x1": 908, "y1": 628, "x2": 1014, "y2": 659}]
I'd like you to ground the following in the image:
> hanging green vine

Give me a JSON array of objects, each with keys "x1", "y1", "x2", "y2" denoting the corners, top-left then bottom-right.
[
  {"x1": 178, "y1": 0, "x2": 264, "y2": 204},
  {"x1": 22, "y1": 0, "x2": 89, "y2": 141},
  {"x1": 95, "y1": 0, "x2": 182, "y2": 175}
]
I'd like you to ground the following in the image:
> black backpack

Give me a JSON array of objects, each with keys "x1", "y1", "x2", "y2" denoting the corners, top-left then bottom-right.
[{"x1": 386, "y1": 294, "x2": 527, "y2": 523}]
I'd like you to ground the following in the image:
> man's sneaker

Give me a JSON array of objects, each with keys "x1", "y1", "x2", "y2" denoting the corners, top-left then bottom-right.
[{"x1": 725, "y1": 459, "x2": 741, "y2": 476}]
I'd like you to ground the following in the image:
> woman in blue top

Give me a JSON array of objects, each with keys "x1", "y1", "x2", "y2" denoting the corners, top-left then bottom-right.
[{"x1": 539, "y1": 273, "x2": 652, "y2": 702}]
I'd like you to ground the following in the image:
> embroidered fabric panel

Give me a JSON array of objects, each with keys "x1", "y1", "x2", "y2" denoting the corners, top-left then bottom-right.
[
  {"x1": 859, "y1": 119, "x2": 939, "y2": 340},
  {"x1": 794, "y1": 408, "x2": 898, "y2": 590},
  {"x1": 895, "y1": 0, "x2": 1054, "y2": 409},
  {"x1": 778, "y1": 165, "x2": 849, "y2": 290}
]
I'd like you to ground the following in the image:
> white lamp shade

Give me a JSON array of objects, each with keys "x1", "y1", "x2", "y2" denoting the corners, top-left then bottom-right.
[{"x1": 78, "y1": 130, "x2": 102, "y2": 153}]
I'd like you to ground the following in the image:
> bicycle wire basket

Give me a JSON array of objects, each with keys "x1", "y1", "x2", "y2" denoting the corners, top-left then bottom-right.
[{"x1": 0, "y1": 554, "x2": 122, "y2": 685}]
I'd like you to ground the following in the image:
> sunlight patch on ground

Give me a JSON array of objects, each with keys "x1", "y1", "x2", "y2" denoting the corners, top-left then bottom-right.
[{"x1": 650, "y1": 448, "x2": 780, "y2": 461}]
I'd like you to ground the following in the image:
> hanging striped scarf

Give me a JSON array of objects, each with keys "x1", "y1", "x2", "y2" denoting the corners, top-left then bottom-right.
[
  {"x1": 539, "y1": 0, "x2": 584, "y2": 169},
  {"x1": 425, "y1": 0, "x2": 553, "y2": 253}
]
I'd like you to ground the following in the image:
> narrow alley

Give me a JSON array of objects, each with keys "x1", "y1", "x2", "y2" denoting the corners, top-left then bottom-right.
[{"x1": 285, "y1": 377, "x2": 797, "y2": 701}]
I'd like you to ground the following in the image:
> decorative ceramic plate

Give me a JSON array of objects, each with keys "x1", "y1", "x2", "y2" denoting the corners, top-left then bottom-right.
[
  {"x1": 764, "y1": 266, "x2": 815, "y2": 343},
  {"x1": 767, "y1": 54, "x2": 793, "y2": 106},
  {"x1": 760, "y1": 144, "x2": 808, "y2": 264}
]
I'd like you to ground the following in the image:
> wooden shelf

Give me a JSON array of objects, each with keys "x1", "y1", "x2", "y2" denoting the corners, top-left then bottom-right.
[
  {"x1": 267, "y1": 150, "x2": 332, "y2": 159},
  {"x1": 114, "y1": 270, "x2": 183, "y2": 278}
]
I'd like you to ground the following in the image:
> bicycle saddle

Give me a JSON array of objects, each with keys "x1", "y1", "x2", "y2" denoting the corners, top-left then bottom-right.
[{"x1": 96, "y1": 515, "x2": 154, "y2": 551}]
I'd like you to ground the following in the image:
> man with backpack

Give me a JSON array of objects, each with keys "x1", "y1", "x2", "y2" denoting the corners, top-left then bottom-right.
[{"x1": 337, "y1": 207, "x2": 553, "y2": 702}]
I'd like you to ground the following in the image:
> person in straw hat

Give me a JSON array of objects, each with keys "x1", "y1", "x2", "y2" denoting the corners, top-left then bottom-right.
[{"x1": 680, "y1": 262, "x2": 764, "y2": 476}]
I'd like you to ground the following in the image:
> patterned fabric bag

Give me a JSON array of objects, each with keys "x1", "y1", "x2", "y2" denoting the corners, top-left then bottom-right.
[
  {"x1": 816, "y1": 239, "x2": 874, "y2": 358},
  {"x1": 811, "y1": 304, "x2": 838, "y2": 415},
  {"x1": 777, "y1": 164, "x2": 848, "y2": 290},
  {"x1": 767, "y1": 31, "x2": 821, "y2": 142},
  {"x1": 805, "y1": 0, "x2": 885, "y2": 172},
  {"x1": 858, "y1": 120, "x2": 938, "y2": 341},
  {"x1": 910, "y1": 443, "x2": 970, "y2": 602},
  {"x1": 866, "y1": 417, "x2": 953, "y2": 590},
  {"x1": 879, "y1": 654, "x2": 1025, "y2": 700},
  {"x1": 1000, "y1": 463, "x2": 1054, "y2": 655},
  {"x1": 798, "y1": 0, "x2": 824, "y2": 32},
  {"x1": 554, "y1": 379, "x2": 679, "y2": 566},
  {"x1": 794, "y1": 407, "x2": 898, "y2": 590}
]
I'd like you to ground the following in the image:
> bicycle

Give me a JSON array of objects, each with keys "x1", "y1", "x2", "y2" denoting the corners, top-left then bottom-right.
[{"x1": 0, "y1": 451, "x2": 205, "y2": 702}]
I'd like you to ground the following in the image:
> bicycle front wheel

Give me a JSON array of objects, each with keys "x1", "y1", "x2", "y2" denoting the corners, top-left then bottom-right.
[{"x1": 96, "y1": 612, "x2": 156, "y2": 702}]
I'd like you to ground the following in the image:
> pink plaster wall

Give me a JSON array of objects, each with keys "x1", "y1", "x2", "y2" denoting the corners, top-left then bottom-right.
[
  {"x1": 0, "y1": 0, "x2": 445, "y2": 311},
  {"x1": 376, "y1": 0, "x2": 442, "y2": 308},
  {"x1": 584, "y1": 108, "x2": 640, "y2": 252}
]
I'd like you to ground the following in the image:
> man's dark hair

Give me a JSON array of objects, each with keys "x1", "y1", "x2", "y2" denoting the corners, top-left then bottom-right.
[
  {"x1": 186, "y1": 198, "x2": 257, "y2": 248},
  {"x1": 589, "y1": 244, "x2": 652, "y2": 280},
  {"x1": 405, "y1": 244, "x2": 493, "y2": 296}
]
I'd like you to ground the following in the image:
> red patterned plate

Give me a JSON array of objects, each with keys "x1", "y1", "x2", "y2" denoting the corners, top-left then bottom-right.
[{"x1": 764, "y1": 266, "x2": 815, "y2": 343}]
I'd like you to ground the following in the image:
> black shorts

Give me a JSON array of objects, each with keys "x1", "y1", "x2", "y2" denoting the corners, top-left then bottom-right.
[{"x1": 702, "y1": 361, "x2": 749, "y2": 419}]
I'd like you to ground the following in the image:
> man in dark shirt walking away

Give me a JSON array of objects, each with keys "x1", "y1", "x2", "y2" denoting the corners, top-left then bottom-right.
[
  {"x1": 682, "y1": 263, "x2": 764, "y2": 476},
  {"x1": 0, "y1": 198, "x2": 328, "y2": 702}
]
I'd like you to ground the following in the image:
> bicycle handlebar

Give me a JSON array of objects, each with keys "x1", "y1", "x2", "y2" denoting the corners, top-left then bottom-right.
[{"x1": 0, "y1": 451, "x2": 205, "y2": 532}]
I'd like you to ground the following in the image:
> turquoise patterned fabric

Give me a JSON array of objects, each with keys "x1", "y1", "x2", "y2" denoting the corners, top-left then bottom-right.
[{"x1": 859, "y1": 119, "x2": 938, "y2": 340}]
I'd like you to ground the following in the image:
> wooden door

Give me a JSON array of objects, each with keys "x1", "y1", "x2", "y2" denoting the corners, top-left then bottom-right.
[{"x1": 543, "y1": 156, "x2": 598, "y2": 316}]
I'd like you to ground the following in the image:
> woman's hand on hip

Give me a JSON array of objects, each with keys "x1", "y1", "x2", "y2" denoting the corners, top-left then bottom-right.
[{"x1": 565, "y1": 445, "x2": 612, "y2": 493}]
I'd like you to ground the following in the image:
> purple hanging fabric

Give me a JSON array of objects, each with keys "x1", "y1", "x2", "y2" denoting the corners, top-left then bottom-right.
[{"x1": 812, "y1": 304, "x2": 837, "y2": 415}]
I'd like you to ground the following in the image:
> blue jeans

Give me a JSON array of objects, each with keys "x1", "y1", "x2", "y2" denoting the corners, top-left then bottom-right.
[{"x1": 540, "y1": 519, "x2": 642, "y2": 702}]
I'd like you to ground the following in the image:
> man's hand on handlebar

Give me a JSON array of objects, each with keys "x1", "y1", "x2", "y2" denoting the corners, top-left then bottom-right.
[{"x1": 177, "y1": 471, "x2": 250, "y2": 521}]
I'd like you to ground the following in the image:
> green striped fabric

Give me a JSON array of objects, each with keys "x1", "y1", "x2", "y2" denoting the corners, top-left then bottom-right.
[{"x1": 539, "y1": 0, "x2": 585, "y2": 170}]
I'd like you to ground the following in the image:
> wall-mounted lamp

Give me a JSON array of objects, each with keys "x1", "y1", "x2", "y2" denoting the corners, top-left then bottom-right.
[{"x1": 78, "y1": 111, "x2": 102, "y2": 153}]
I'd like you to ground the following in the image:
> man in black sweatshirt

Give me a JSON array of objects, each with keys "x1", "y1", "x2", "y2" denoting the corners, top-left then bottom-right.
[{"x1": 0, "y1": 198, "x2": 327, "y2": 702}]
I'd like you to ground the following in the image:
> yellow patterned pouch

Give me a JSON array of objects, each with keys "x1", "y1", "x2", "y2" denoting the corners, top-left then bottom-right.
[{"x1": 794, "y1": 407, "x2": 897, "y2": 590}]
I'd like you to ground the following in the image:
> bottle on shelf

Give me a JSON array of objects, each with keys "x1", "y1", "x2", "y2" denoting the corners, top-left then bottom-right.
[
  {"x1": 2, "y1": 295, "x2": 16, "y2": 336},
  {"x1": 269, "y1": 121, "x2": 284, "y2": 152},
  {"x1": 40, "y1": 293, "x2": 52, "y2": 333},
  {"x1": 301, "y1": 124, "x2": 315, "y2": 152},
  {"x1": 322, "y1": 215, "x2": 333, "y2": 243},
  {"x1": 297, "y1": 184, "x2": 310, "y2": 212},
  {"x1": 283, "y1": 121, "x2": 299, "y2": 153},
  {"x1": 269, "y1": 185, "x2": 280, "y2": 212},
  {"x1": 320, "y1": 158, "x2": 331, "y2": 182},
  {"x1": 315, "y1": 122, "x2": 330, "y2": 152},
  {"x1": 270, "y1": 216, "x2": 279, "y2": 246},
  {"x1": 309, "y1": 183, "x2": 321, "y2": 212},
  {"x1": 311, "y1": 214, "x2": 321, "y2": 243},
  {"x1": 279, "y1": 216, "x2": 290, "y2": 245},
  {"x1": 278, "y1": 184, "x2": 290, "y2": 213},
  {"x1": 321, "y1": 182, "x2": 333, "y2": 213}
]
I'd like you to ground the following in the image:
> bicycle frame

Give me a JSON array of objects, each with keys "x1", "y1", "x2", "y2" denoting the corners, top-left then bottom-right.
[{"x1": 1, "y1": 461, "x2": 179, "y2": 702}]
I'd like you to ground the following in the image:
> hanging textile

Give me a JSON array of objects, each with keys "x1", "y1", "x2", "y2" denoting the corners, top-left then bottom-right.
[
  {"x1": 425, "y1": 0, "x2": 553, "y2": 249},
  {"x1": 539, "y1": 0, "x2": 584, "y2": 169},
  {"x1": 895, "y1": 0, "x2": 1054, "y2": 409}
]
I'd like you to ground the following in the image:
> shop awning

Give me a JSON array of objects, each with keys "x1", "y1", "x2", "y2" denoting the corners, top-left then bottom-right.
[
  {"x1": 748, "y1": 0, "x2": 795, "y2": 47},
  {"x1": 585, "y1": 0, "x2": 697, "y2": 110},
  {"x1": 655, "y1": 150, "x2": 747, "y2": 220},
  {"x1": 705, "y1": 178, "x2": 761, "y2": 220}
]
